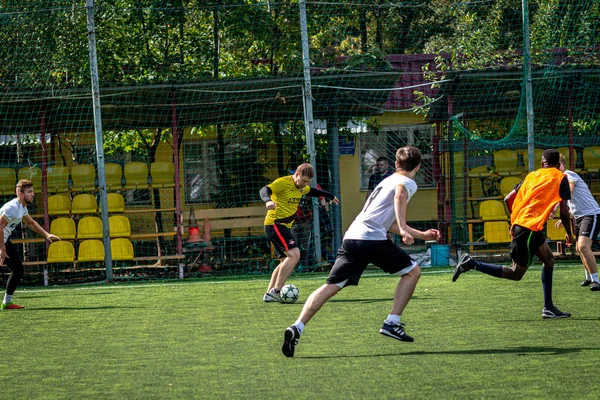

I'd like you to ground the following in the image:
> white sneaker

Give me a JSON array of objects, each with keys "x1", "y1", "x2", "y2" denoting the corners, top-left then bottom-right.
[{"x1": 263, "y1": 289, "x2": 283, "y2": 303}]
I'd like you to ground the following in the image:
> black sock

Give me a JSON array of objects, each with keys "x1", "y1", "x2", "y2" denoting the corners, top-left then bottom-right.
[
  {"x1": 473, "y1": 260, "x2": 504, "y2": 278},
  {"x1": 541, "y1": 267, "x2": 554, "y2": 309}
]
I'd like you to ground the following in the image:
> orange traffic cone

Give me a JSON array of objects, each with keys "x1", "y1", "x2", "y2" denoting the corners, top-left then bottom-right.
[
  {"x1": 203, "y1": 217, "x2": 213, "y2": 248},
  {"x1": 187, "y1": 208, "x2": 202, "y2": 243}
]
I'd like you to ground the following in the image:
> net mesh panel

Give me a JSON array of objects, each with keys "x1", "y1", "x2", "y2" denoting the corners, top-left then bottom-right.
[{"x1": 0, "y1": 1, "x2": 597, "y2": 284}]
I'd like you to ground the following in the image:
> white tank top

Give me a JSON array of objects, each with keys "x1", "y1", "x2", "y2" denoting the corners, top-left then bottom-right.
[{"x1": 345, "y1": 173, "x2": 418, "y2": 240}]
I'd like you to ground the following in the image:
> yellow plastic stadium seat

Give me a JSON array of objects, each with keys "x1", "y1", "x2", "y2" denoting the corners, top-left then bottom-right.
[
  {"x1": 546, "y1": 221, "x2": 567, "y2": 241},
  {"x1": 111, "y1": 238, "x2": 134, "y2": 261},
  {"x1": 150, "y1": 161, "x2": 175, "y2": 188},
  {"x1": 71, "y1": 194, "x2": 97, "y2": 215},
  {"x1": 0, "y1": 167, "x2": 16, "y2": 195},
  {"x1": 479, "y1": 200, "x2": 508, "y2": 221},
  {"x1": 18, "y1": 166, "x2": 42, "y2": 191},
  {"x1": 107, "y1": 193, "x2": 125, "y2": 213},
  {"x1": 78, "y1": 240, "x2": 105, "y2": 262},
  {"x1": 47, "y1": 194, "x2": 71, "y2": 216},
  {"x1": 583, "y1": 146, "x2": 600, "y2": 172},
  {"x1": 468, "y1": 165, "x2": 493, "y2": 199},
  {"x1": 77, "y1": 216, "x2": 103, "y2": 239},
  {"x1": 521, "y1": 149, "x2": 545, "y2": 171},
  {"x1": 124, "y1": 162, "x2": 149, "y2": 189},
  {"x1": 47, "y1": 241, "x2": 75, "y2": 263},
  {"x1": 467, "y1": 165, "x2": 492, "y2": 178},
  {"x1": 70, "y1": 164, "x2": 96, "y2": 192},
  {"x1": 493, "y1": 150, "x2": 520, "y2": 176},
  {"x1": 500, "y1": 177, "x2": 521, "y2": 197},
  {"x1": 50, "y1": 217, "x2": 76, "y2": 240},
  {"x1": 484, "y1": 221, "x2": 512, "y2": 243},
  {"x1": 105, "y1": 163, "x2": 123, "y2": 190},
  {"x1": 109, "y1": 215, "x2": 131, "y2": 238},
  {"x1": 47, "y1": 165, "x2": 70, "y2": 193}
]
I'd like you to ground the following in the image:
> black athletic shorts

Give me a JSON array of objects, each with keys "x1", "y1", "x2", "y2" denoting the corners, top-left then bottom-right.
[
  {"x1": 574, "y1": 214, "x2": 600, "y2": 241},
  {"x1": 265, "y1": 222, "x2": 299, "y2": 259},
  {"x1": 326, "y1": 239, "x2": 416, "y2": 287},
  {"x1": 509, "y1": 225, "x2": 546, "y2": 268}
]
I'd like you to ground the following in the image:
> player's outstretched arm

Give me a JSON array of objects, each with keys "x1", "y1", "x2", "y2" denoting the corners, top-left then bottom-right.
[
  {"x1": 389, "y1": 222, "x2": 440, "y2": 242},
  {"x1": 22, "y1": 214, "x2": 60, "y2": 242},
  {"x1": 307, "y1": 187, "x2": 339, "y2": 205}
]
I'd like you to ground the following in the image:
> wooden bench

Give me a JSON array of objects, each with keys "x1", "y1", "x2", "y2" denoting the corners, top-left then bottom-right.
[
  {"x1": 181, "y1": 206, "x2": 270, "y2": 269},
  {"x1": 181, "y1": 206, "x2": 265, "y2": 238}
]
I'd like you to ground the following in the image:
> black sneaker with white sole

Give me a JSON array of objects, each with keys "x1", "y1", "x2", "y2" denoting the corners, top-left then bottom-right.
[
  {"x1": 282, "y1": 326, "x2": 300, "y2": 357},
  {"x1": 379, "y1": 322, "x2": 414, "y2": 342},
  {"x1": 452, "y1": 253, "x2": 475, "y2": 282},
  {"x1": 581, "y1": 279, "x2": 592, "y2": 287},
  {"x1": 590, "y1": 282, "x2": 600, "y2": 291},
  {"x1": 542, "y1": 306, "x2": 571, "y2": 319}
]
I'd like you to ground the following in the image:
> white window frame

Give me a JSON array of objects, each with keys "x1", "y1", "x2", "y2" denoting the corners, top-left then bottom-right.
[{"x1": 359, "y1": 123, "x2": 434, "y2": 189}]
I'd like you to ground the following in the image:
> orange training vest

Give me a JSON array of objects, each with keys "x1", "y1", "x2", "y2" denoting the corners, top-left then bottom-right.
[{"x1": 511, "y1": 167, "x2": 565, "y2": 231}]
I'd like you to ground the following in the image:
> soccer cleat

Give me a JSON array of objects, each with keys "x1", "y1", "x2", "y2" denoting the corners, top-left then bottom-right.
[
  {"x1": 542, "y1": 306, "x2": 571, "y2": 319},
  {"x1": 452, "y1": 253, "x2": 474, "y2": 282},
  {"x1": 379, "y1": 322, "x2": 414, "y2": 342},
  {"x1": 263, "y1": 288, "x2": 283, "y2": 303},
  {"x1": 590, "y1": 282, "x2": 600, "y2": 291},
  {"x1": 1, "y1": 302, "x2": 24, "y2": 310},
  {"x1": 581, "y1": 279, "x2": 592, "y2": 287},
  {"x1": 282, "y1": 326, "x2": 300, "y2": 357}
]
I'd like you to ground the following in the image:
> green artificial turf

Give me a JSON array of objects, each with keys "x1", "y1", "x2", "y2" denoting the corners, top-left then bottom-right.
[{"x1": 1, "y1": 264, "x2": 598, "y2": 399}]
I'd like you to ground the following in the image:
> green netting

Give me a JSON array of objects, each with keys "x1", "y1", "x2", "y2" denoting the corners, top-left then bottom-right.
[{"x1": 0, "y1": 1, "x2": 598, "y2": 285}]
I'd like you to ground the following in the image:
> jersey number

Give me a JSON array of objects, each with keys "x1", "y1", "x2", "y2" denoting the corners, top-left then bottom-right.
[{"x1": 364, "y1": 186, "x2": 383, "y2": 211}]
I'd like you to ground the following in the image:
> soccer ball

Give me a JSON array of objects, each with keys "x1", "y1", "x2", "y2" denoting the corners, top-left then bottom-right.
[{"x1": 280, "y1": 284, "x2": 299, "y2": 303}]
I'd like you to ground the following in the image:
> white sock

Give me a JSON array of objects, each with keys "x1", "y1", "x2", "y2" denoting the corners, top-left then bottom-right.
[
  {"x1": 385, "y1": 314, "x2": 401, "y2": 325},
  {"x1": 293, "y1": 321, "x2": 305, "y2": 335},
  {"x1": 3, "y1": 293, "x2": 12, "y2": 304},
  {"x1": 586, "y1": 271, "x2": 592, "y2": 281},
  {"x1": 592, "y1": 273, "x2": 599, "y2": 283}
]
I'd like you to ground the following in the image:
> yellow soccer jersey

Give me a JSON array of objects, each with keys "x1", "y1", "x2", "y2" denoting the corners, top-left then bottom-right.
[{"x1": 264, "y1": 175, "x2": 310, "y2": 227}]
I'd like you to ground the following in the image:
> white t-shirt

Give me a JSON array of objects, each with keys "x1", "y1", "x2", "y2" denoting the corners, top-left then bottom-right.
[
  {"x1": 0, "y1": 198, "x2": 29, "y2": 243},
  {"x1": 564, "y1": 170, "x2": 600, "y2": 218},
  {"x1": 345, "y1": 173, "x2": 418, "y2": 240}
]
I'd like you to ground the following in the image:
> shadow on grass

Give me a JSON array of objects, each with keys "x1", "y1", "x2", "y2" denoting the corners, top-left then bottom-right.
[
  {"x1": 512, "y1": 317, "x2": 600, "y2": 322},
  {"x1": 300, "y1": 346, "x2": 594, "y2": 359},
  {"x1": 22, "y1": 292, "x2": 115, "y2": 299},
  {"x1": 27, "y1": 305, "x2": 142, "y2": 311},
  {"x1": 327, "y1": 296, "x2": 427, "y2": 304}
]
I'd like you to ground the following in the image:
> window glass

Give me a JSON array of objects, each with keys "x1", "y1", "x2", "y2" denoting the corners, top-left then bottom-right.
[{"x1": 360, "y1": 124, "x2": 434, "y2": 189}]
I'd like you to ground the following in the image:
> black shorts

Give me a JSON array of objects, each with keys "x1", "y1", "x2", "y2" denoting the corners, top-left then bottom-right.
[
  {"x1": 509, "y1": 225, "x2": 546, "y2": 267},
  {"x1": 265, "y1": 223, "x2": 299, "y2": 259},
  {"x1": 574, "y1": 214, "x2": 600, "y2": 240},
  {"x1": 326, "y1": 239, "x2": 416, "y2": 287}
]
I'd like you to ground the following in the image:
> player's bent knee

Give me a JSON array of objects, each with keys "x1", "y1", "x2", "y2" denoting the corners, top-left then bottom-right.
[
  {"x1": 505, "y1": 265, "x2": 527, "y2": 281},
  {"x1": 286, "y1": 248, "x2": 301, "y2": 262}
]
